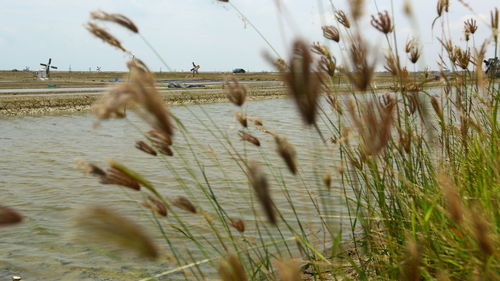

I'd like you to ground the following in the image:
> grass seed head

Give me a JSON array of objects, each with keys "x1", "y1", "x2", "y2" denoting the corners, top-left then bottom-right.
[
  {"x1": 127, "y1": 59, "x2": 175, "y2": 142},
  {"x1": 218, "y1": 254, "x2": 248, "y2": 281},
  {"x1": 75, "y1": 206, "x2": 159, "y2": 259},
  {"x1": 248, "y1": 161, "x2": 276, "y2": 225},
  {"x1": 274, "y1": 136, "x2": 298, "y2": 175},
  {"x1": 491, "y1": 8, "x2": 499, "y2": 42},
  {"x1": 171, "y1": 196, "x2": 197, "y2": 214},
  {"x1": 322, "y1": 25, "x2": 340, "y2": 42},
  {"x1": 371, "y1": 11, "x2": 393, "y2": 34},
  {"x1": 349, "y1": 0, "x2": 365, "y2": 21},
  {"x1": 438, "y1": 174, "x2": 463, "y2": 224},
  {"x1": 92, "y1": 83, "x2": 135, "y2": 121},
  {"x1": 85, "y1": 22, "x2": 126, "y2": 52},
  {"x1": 384, "y1": 52, "x2": 401, "y2": 76},
  {"x1": 276, "y1": 259, "x2": 301, "y2": 281},
  {"x1": 323, "y1": 172, "x2": 332, "y2": 189},
  {"x1": 342, "y1": 35, "x2": 376, "y2": 91},
  {"x1": 229, "y1": 218, "x2": 245, "y2": 233},
  {"x1": 234, "y1": 112, "x2": 248, "y2": 128},
  {"x1": 471, "y1": 208, "x2": 494, "y2": 256},
  {"x1": 239, "y1": 131, "x2": 261, "y2": 147},
  {"x1": 335, "y1": 10, "x2": 351, "y2": 28},
  {"x1": 135, "y1": 140, "x2": 157, "y2": 156},
  {"x1": 101, "y1": 167, "x2": 141, "y2": 191},
  {"x1": 437, "y1": 0, "x2": 450, "y2": 17},
  {"x1": 402, "y1": 237, "x2": 421, "y2": 281},
  {"x1": 0, "y1": 205, "x2": 22, "y2": 227},
  {"x1": 284, "y1": 39, "x2": 322, "y2": 125},
  {"x1": 226, "y1": 78, "x2": 247, "y2": 107},
  {"x1": 90, "y1": 10, "x2": 139, "y2": 33}
]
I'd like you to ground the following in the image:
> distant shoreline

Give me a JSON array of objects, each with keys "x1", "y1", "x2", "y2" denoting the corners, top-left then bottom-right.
[{"x1": 0, "y1": 89, "x2": 288, "y2": 118}]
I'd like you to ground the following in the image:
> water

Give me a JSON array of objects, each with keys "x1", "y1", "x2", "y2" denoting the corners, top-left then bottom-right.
[{"x1": 0, "y1": 98, "x2": 350, "y2": 280}]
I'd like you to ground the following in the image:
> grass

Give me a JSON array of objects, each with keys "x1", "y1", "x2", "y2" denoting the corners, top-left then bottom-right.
[
  {"x1": 2, "y1": 0, "x2": 498, "y2": 280},
  {"x1": 77, "y1": 1, "x2": 499, "y2": 280}
]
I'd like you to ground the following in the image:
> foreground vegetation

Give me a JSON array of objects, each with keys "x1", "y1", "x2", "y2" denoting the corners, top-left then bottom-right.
[{"x1": 1, "y1": 0, "x2": 498, "y2": 280}]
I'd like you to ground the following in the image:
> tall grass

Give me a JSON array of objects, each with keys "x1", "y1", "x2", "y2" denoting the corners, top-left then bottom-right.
[{"x1": 68, "y1": 1, "x2": 499, "y2": 280}]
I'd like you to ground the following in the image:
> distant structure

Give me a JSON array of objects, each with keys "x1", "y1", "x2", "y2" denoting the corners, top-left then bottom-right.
[
  {"x1": 23, "y1": 66, "x2": 30, "y2": 72},
  {"x1": 96, "y1": 66, "x2": 102, "y2": 72},
  {"x1": 484, "y1": 58, "x2": 500, "y2": 77},
  {"x1": 39, "y1": 58, "x2": 58, "y2": 78},
  {"x1": 233, "y1": 68, "x2": 246, "y2": 74},
  {"x1": 190, "y1": 62, "x2": 200, "y2": 77}
]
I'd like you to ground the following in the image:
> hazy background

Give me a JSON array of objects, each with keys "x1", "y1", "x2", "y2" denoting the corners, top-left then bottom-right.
[{"x1": 0, "y1": 0, "x2": 497, "y2": 72}]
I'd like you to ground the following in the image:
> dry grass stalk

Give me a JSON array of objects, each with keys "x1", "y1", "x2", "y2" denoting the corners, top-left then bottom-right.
[
  {"x1": 135, "y1": 140, "x2": 157, "y2": 156},
  {"x1": 148, "y1": 130, "x2": 173, "y2": 156},
  {"x1": 276, "y1": 259, "x2": 301, "y2": 281},
  {"x1": 239, "y1": 131, "x2": 261, "y2": 147},
  {"x1": 75, "y1": 206, "x2": 159, "y2": 259},
  {"x1": 348, "y1": 97, "x2": 396, "y2": 155},
  {"x1": 371, "y1": 11, "x2": 393, "y2": 34},
  {"x1": 226, "y1": 78, "x2": 247, "y2": 107},
  {"x1": 90, "y1": 10, "x2": 139, "y2": 33},
  {"x1": 218, "y1": 254, "x2": 248, "y2": 281},
  {"x1": 127, "y1": 59, "x2": 175, "y2": 142},
  {"x1": 0, "y1": 205, "x2": 22, "y2": 226},
  {"x1": 171, "y1": 196, "x2": 197, "y2": 214},
  {"x1": 247, "y1": 161, "x2": 276, "y2": 225},
  {"x1": 274, "y1": 135, "x2": 298, "y2": 175},
  {"x1": 228, "y1": 218, "x2": 245, "y2": 233},
  {"x1": 283, "y1": 39, "x2": 322, "y2": 125},
  {"x1": 143, "y1": 195, "x2": 167, "y2": 217},
  {"x1": 342, "y1": 35, "x2": 376, "y2": 91},
  {"x1": 85, "y1": 22, "x2": 126, "y2": 52},
  {"x1": 335, "y1": 10, "x2": 351, "y2": 28},
  {"x1": 322, "y1": 26, "x2": 340, "y2": 42}
]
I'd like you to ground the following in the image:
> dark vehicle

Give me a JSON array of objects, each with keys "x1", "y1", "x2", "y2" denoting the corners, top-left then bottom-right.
[{"x1": 233, "y1": 68, "x2": 246, "y2": 74}]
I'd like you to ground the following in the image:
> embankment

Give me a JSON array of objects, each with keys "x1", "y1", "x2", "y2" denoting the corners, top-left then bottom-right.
[{"x1": 0, "y1": 89, "x2": 287, "y2": 118}]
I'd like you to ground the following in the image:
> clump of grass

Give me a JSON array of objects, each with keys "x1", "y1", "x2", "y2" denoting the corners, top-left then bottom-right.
[{"x1": 74, "y1": 2, "x2": 499, "y2": 280}]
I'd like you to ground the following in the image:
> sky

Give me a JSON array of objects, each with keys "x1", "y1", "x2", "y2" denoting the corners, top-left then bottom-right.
[{"x1": 0, "y1": 0, "x2": 497, "y2": 72}]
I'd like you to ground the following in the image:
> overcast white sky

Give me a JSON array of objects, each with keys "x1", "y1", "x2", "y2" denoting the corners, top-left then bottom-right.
[{"x1": 0, "y1": 0, "x2": 497, "y2": 72}]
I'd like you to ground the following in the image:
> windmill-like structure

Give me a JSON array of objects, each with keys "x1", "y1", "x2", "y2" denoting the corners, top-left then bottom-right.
[
  {"x1": 190, "y1": 62, "x2": 200, "y2": 77},
  {"x1": 40, "y1": 58, "x2": 58, "y2": 78}
]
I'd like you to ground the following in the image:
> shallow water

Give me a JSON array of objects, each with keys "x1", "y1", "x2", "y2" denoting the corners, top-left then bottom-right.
[{"x1": 0, "y1": 98, "x2": 350, "y2": 280}]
